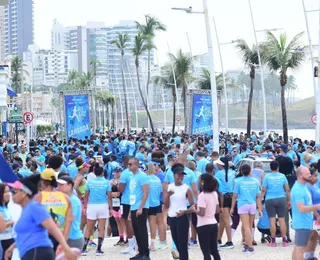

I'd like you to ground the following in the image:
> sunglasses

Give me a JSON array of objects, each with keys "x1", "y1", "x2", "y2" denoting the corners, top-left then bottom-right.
[{"x1": 11, "y1": 189, "x2": 21, "y2": 195}]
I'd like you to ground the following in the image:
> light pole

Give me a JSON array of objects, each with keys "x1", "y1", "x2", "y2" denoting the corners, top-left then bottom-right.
[
  {"x1": 301, "y1": 0, "x2": 320, "y2": 142},
  {"x1": 213, "y1": 16, "x2": 234, "y2": 134},
  {"x1": 248, "y1": 0, "x2": 267, "y2": 137},
  {"x1": 172, "y1": 3, "x2": 220, "y2": 151}
]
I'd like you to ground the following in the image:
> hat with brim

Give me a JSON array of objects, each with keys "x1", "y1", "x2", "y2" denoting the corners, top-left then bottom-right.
[
  {"x1": 172, "y1": 165, "x2": 187, "y2": 175},
  {"x1": 214, "y1": 159, "x2": 225, "y2": 166},
  {"x1": 57, "y1": 176, "x2": 74, "y2": 186},
  {"x1": 78, "y1": 163, "x2": 90, "y2": 169},
  {"x1": 7, "y1": 181, "x2": 33, "y2": 196}
]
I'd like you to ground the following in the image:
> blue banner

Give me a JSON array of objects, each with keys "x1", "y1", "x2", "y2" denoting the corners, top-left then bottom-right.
[
  {"x1": 64, "y1": 95, "x2": 90, "y2": 140},
  {"x1": 0, "y1": 155, "x2": 18, "y2": 183},
  {"x1": 191, "y1": 94, "x2": 213, "y2": 136}
]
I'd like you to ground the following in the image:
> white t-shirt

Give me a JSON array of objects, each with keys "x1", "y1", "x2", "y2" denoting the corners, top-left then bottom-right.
[{"x1": 168, "y1": 183, "x2": 189, "y2": 217}]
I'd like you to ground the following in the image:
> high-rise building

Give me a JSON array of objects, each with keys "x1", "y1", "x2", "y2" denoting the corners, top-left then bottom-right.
[
  {"x1": 107, "y1": 20, "x2": 154, "y2": 112},
  {"x1": 4, "y1": 0, "x2": 34, "y2": 58},
  {"x1": 51, "y1": 19, "x2": 66, "y2": 51}
]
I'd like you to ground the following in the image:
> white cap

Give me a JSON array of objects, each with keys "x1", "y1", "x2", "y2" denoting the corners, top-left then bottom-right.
[{"x1": 214, "y1": 159, "x2": 225, "y2": 166}]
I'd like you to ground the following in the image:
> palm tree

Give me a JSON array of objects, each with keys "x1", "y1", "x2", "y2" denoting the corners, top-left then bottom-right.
[
  {"x1": 95, "y1": 90, "x2": 116, "y2": 126},
  {"x1": 235, "y1": 39, "x2": 259, "y2": 136},
  {"x1": 11, "y1": 56, "x2": 23, "y2": 93},
  {"x1": 76, "y1": 71, "x2": 93, "y2": 91},
  {"x1": 132, "y1": 32, "x2": 155, "y2": 132},
  {"x1": 153, "y1": 65, "x2": 178, "y2": 134},
  {"x1": 169, "y1": 49, "x2": 193, "y2": 130},
  {"x1": 89, "y1": 59, "x2": 101, "y2": 89},
  {"x1": 136, "y1": 15, "x2": 166, "y2": 96},
  {"x1": 111, "y1": 32, "x2": 130, "y2": 134},
  {"x1": 67, "y1": 70, "x2": 79, "y2": 89},
  {"x1": 261, "y1": 31, "x2": 305, "y2": 143}
]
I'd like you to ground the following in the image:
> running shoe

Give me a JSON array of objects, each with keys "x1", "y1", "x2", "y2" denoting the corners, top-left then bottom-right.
[
  {"x1": 282, "y1": 241, "x2": 289, "y2": 247},
  {"x1": 96, "y1": 249, "x2": 104, "y2": 256},
  {"x1": 267, "y1": 241, "x2": 277, "y2": 247},
  {"x1": 114, "y1": 239, "x2": 125, "y2": 247},
  {"x1": 81, "y1": 250, "x2": 88, "y2": 256},
  {"x1": 156, "y1": 242, "x2": 168, "y2": 250},
  {"x1": 89, "y1": 240, "x2": 97, "y2": 247},
  {"x1": 220, "y1": 241, "x2": 234, "y2": 249},
  {"x1": 261, "y1": 237, "x2": 266, "y2": 244},
  {"x1": 242, "y1": 245, "x2": 255, "y2": 254},
  {"x1": 171, "y1": 251, "x2": 179, "y2": 259},
  {"x1": 121, "y1": 246, "x2": 135, "y2": 255},
  {"x1": 149, "y1": 244, "x2": 156, "y2": 251},
  {"x1": 189, "y1": 238, "x2": 198, "y2": 247},
  {"x1": 129, "y1": 254, "x2": 143, "y2": 260}
]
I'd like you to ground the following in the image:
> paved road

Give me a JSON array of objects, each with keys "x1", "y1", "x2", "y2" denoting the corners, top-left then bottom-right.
[{"x1": 86, "y1": 226, "x2": 301, "y2": 260}]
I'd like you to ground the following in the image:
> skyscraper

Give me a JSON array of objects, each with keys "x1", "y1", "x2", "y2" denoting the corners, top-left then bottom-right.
[{"x1": 4, "y1": 0, "x2": 34, "y2": 58}]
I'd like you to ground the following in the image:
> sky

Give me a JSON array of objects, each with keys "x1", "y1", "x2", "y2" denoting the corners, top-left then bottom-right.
[{"x1": 33, "y1": 0, "x2": 320, "y2": 99}]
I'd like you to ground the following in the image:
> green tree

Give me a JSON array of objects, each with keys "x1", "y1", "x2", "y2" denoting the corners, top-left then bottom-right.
[
  {"x1": 132, "y1": 32, "x2": 155, "y2": 132},
  {"x1": 111, "y1": 32, "x2": 130, "y2": 134},
  {"x1": 261, "y1": 31, "x2": 305, "y2": 143},
  {"x1": 76, "y1": 71, "x2": 93, "y2": 91},
  {"x1": 168, "y1": 49, "x2": 193, "y2": 130},
  {"x1": 95, "y1": 90, "x2": 116, "y2": 126},
  {"x1": 136, "y1": 15, "x2": 166, "y2": 96},
  {"x1": 235, "y1": 39, "x2": 259, "y2": 136},
  {"x1": 11, "y1": 56, "x2": 23, "y2": 93}
]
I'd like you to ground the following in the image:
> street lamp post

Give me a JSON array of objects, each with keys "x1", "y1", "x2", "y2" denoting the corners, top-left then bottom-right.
[
  {"x1": 248, "y1": 0, "x2": 267, "y2": 137},
  {"x1": 172, "y1": 3, "x2": 220, "y2": 151}
]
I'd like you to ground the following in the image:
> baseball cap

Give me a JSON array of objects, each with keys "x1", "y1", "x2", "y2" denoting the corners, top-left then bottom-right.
[
  {"x1": 57, "y1": 176, "x2": 74, "y2": 186},
  {"x1": 41, "y1": 168, "x2": 56, "y2": 181},
  {"x1": 214, "y1": 159, "x2": 225, "y2": 166},
  {"x1": 172, "y1": 165, "x2": 186, "y2": 175},
  {"x1": 78, "y1": 163, "x2": 90, "y2": 169},
  {"x1": 7, "y1": 174, "x2": 40, "y2": 196},
  {"x1": 280, "y1": 144, "x2": 288, "y2": 153},
  {"x1": 114, "y1": 166, "x2": 123, "y2": 172}
]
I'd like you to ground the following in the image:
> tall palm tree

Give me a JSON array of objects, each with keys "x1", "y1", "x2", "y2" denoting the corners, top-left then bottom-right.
[
  {"x1": 136, "y1": 15, "x2": 166, "y2": 96},
  {"x1": 132, "y1": 32, "x2": 155, "y2": 132},
  {"x1": 153, "y1": 65, "x2": 178, "y2": 134},
  {"x1": 95, "y1": 90, "x2": 115, "y2": 126},
  {"x1": 169, "y1": 49, "x2": 193, "y2": 130},
  {"x1": 235, "y1": 39, "x2": 259, "y2": 136},
  {"x1": 11, "y1": 56, "x2": 23, "y2": 93},
  {"x1": 111, "y1": 32, "x2": 130, "y2": 134},
  {"x1": 89, "y1": 58, "x2": 101, "y2": 89},
  {"x1": 261, "y1": 31, "x2": 305, "y2": 143},
  {"x1": 76, "y1": 71, "x2": 93, "y2": 91},
  {"x1": 67, "y1": 70, "x2": 79, "y2": 89}
]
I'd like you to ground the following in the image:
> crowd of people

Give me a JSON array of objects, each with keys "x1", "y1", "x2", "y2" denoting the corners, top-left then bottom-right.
[{"x1": 1, "y1": 129, "x2": 320, "y2": 260}]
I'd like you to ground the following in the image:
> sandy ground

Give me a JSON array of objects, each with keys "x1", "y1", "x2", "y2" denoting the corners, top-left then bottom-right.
[{"x1": 84, "y1": 225, "x2": 306, "y2": 260}]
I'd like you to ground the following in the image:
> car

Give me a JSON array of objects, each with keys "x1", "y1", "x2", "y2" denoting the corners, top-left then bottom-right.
[{"x1": 235, "y1": 156, "x2": 272, "y2": 174}]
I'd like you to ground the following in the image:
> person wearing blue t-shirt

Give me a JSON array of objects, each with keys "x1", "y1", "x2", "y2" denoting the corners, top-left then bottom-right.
[
  {"x1": 291, "y1": 166, "x2": 320, "y2": 260},
  {"x1": 33, "y1": 149, "x2": 46, "y2": 172},
  {"x1": 260, "y1": 160, "x2": 290, "y2": 246},
  {"x1": 82, "y1": 166, "x2": 112, "y2": 256},
  {"x1": 196, "y1": 151, "x2": 210, "y2": 174},
  {"x1": 232, "y1": 148, "x2": 242, "y2": 166},
  {"x1": 57, "y1": 176, "x2": 84, "y2": 251},
  {"x1": 128, "y1": 157, "x2": 150, "y2": 259},
  {"x1": 7, "y1": 174, "x2": 77, "y2": 260},
  {"x1": 107, "y1": 155, "x2": 120, "y2": 180},
  {"x1": 135, "y1": 146, "x2": 148, "y2": 165},
  {"x1": 127, "y1": 137, "x2": 136, "y2": 157},
  {"x1": 231, "y1": 164, "x2": 261, "y2": 254},
  {"x1": 119, "y1": 156, "x2": 136, "y2": 255}
]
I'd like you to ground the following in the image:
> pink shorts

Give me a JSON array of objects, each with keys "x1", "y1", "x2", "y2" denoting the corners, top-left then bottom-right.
[{"x1": 238, "y1": 203, "x2": 256, "y2": 215}]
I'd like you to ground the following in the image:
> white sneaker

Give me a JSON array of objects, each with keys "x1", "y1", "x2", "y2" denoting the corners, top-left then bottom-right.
[{"x1": 120, "y1": 246, "x2": 135, "y2": 255}]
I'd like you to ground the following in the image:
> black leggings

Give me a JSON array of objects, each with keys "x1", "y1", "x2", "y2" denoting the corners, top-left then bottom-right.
[
  {"x1": 22, "y1": 247, "x2": 55, "y2": 260},
  {"x1": 1, "y1": 238, "x2": 14, "y2": 259},
  {"x1": 169, "y1": 215, "x2": 189, "y2": 260},
  {"x1": 198, "y1": 224, "x2": 221, "y2": 260}
]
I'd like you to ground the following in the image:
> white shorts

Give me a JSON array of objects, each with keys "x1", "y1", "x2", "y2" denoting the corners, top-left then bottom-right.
[{"x1": 87, "y1": 203, "x2": 109, "y2": 220}]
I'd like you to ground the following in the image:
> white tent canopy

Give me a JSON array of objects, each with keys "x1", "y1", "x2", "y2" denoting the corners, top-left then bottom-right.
[{"x1": 34, "y1": 119, "x2": 51, "y2": 125}]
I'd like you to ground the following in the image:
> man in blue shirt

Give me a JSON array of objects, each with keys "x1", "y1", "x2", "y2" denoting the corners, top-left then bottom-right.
[
  {"x1": 291, "y1": 166, "x2": 320, "y2": 260},
  {"x1": 128, "y1": 157, "x2": 150, "y2": 260},
  {"x1": 196, "y1": 151, "x2": 210, "y2": 174},
  {"x1": 33, "y1": 149, "x2": 46, "y2": 172}
]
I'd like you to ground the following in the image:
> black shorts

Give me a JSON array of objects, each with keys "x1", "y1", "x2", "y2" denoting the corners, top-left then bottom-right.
[
  {"x1": 223, "y1": 193, "x2": 233, "y2": 208},
  {"x1": 121, "y1": 204, "x2": 130, "y2": 220},
  {"x1": 22, "y1": 247, "x2": 55, "y2": 260},
  {"x1": 148, "y1": 205, "x2": 162, "y2": 216}
]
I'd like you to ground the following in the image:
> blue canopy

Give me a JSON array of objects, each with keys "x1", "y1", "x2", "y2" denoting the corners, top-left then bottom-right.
[{"x1": 7, "y1": 84, "x2": 16, "y2": 97}]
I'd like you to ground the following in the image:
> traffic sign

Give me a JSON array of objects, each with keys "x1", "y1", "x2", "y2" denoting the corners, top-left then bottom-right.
[
  {"x1": 23, "y1": 112, "x2": 34, "y2": 124},
  {"x1": 176, "y1": 115, "x2": 181, "y2": 122},
  {"x1": 9, "y1": 107, "x2": 22, "y2": 122},
  {"x1": 312, "y1": 113, "x2": 317, "y2": 125}
]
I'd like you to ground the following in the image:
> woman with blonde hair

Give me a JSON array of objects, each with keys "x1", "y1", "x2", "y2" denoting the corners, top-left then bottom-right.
[{"x1": 146, "y1": 162, "x2": 163, "y2": 251}]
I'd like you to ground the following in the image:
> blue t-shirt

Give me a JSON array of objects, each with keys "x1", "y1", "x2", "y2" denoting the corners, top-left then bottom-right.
[
  {"x1": 35, "y1": 155, "x2": 46, "y2": 172},
  {"x1": 233, "y1": 154, "x2": 242, "y2": 166},
  {"x1": 68, "y1": 195, "x2": 83, "y2": 240},
  {"x1": 233, "y1": 176, "x2": 260, "y2": 208},
  {"x1": 67, "y1": 163, "x2": 78, "y2": 180},
  {"x1": 127, "y1": 141, "x2": 136, "y2": 156},
  {"x1": 148, "y1": 175, "x2": 162, "y2": 207},
  {"x1": 262, "y1": 173, "x2": 288, "y2": 200},
  {"x1": 86, "y1": 177, "x2": 111, "y2": 204},
  {"x1": 0, "y1": 206, "x2": 13, "y2": 240},
  {"x1": 307, "y1": 184, "x2": 320, "y2": 220},
  {"x1": 120, "y1": 168, "x2": 133, "y2": 205},
  {"x1": 107, "y1": 161, "x2": 120, "y2": 180},
  {"x1": 291, "y1": 181, "x2": 313, "y2": 230},
  {"x1": 129, "y1": 171, "x2": 150, "y2": 211},
  {"x1": 14, "y1": 201, "x2": 52, "y2": 258},
  {"x1": 196, "y1": 158, "x2": 210, "y2": 174},
  {"x1": 215, "y1": 169, "x2": 236, "y2": 194}
]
